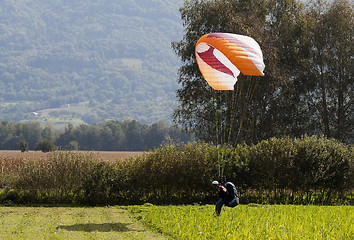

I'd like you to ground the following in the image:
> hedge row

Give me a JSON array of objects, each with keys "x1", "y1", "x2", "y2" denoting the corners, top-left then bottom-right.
[
  {"x1": 0, "y1": 135, "x2": 352, "y2": 205},
  {"x1": 225, "y1": 136, "x2": 352, "y2": 194}
]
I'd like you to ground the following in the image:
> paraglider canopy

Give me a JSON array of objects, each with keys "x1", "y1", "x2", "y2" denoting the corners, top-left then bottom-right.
[{"x1": 195, "y1": 33, "x2": 265, "y2": 90}]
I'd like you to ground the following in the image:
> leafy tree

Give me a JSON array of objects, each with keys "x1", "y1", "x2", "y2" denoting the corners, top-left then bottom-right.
[
  {"x1": 326, "y1": 0, "x2": 353, "y2": 142},
  {"x1": 303, "y1": 0, "x2": 353, "y2": 142},
  {"x1": 172, "y1": 0, "x2": 353, "y2": 144},
  {"x1": 17, "y1": 139, "x2": 28, "y2": 152},
  {"x1": 34, "y1": 139, "x2": 57, "y2": 152},
  {"x1": 41, "y1": 124, "x2": 55, "y2": 142},
  {"x1": 75, "y1": 124, "x2": 102, "y2": 150},
  {"x1": 172, "y1": 0, "x2": 301, "y2": 144},
  {"x1": 144, "y1": 120, "x2": 169, "y2": 149},
  {"x1": 98, "y1": 120, "x2": 125, "y2": 150},
  {"x1": 65, "y1": 141, "x2": 79, "y2": 151},
  {"x1": 21, "y1": 122, "x2": 42, "y2": 149},
  {"x1": 0, "y1": 121, "x2": 17, "y2": 149},
  {"x1": 54, "y1": 124, "x2": 76, "y2": 148},
  {"x1": 260, "y1": 0, "x2": 311, "y2": 138},
  {"x1": 123, "y1": 120, "x2": 145, "y2": 150}
]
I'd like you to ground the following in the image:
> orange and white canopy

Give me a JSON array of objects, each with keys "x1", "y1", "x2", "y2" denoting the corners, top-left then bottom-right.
[{"x1": 195, "y1": 33, "x2": 265, "y2": 90}]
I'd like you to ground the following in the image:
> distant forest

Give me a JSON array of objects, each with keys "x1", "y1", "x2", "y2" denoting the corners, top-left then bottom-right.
[
  {"x1": 0, "y1": 0, "x2": 183, "y2": 124},
  {"x1": 0, "y1": 120, "x2": 192, "y2": 151}
]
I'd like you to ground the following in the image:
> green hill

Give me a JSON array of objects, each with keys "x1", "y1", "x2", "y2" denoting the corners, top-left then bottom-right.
[{"x1": 0, "y1": 0, "x2": 183, "y2": 126}]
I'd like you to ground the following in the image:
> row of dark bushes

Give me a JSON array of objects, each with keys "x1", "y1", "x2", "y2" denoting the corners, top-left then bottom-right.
[{"x1": 0, "y1": 135, "x2": 352, "y2": 205}]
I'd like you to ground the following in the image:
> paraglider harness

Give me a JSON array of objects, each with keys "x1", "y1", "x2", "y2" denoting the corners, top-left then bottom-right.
[{"x1": 224, "y1": 182, "x2": 239, "y2": 207}]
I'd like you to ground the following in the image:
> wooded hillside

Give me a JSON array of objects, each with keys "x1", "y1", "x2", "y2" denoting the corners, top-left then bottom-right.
[{"x1": 0, "y1": 0, "x2": 183, "y2": 125}]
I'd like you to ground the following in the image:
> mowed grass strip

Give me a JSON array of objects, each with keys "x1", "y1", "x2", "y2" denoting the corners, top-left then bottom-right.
[
  {"x1": 130, "y1": 204, "x2": 353, "y2": 240},
  {"x1": 0, "y1": 206, "x2": 167, "y2": 240}
]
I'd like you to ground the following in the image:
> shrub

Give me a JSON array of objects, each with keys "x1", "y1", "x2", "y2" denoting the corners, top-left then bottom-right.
[
  {"x1": 127, "y1": 141, "x2": 217, "y2": 203},
  {"x1": 82, "y1": 161, "x2": 117, "y2": 205},
  {"x1": 34, "y1": 139, "x2": 57, "y2": 152},
  {"x1": 292, "y1": 135, "x2": 352, "y2": 192},
  {"x1": 17, "y1": 139, "x2": 28, "y2": 152},
  {"x1": 2, "y1": 136, "x2": 352, "y2": 205},
  {"x1": 247, "y1": 137, "x2": 296, "y2": 193},
  {"x1": 65, "y1": 141, "x2": 79, "y2": 151}
]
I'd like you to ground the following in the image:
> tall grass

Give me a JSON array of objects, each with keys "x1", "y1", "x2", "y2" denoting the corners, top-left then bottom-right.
[
  {"x1": 0, "y1": 155, "x2": 31, "y2": 188},
  {"x1": 130, "y1": 204, "x2": 353, "y2": 239},
  {"x1": 2, "y1": 151, "x2": 97, "y2": 204}
]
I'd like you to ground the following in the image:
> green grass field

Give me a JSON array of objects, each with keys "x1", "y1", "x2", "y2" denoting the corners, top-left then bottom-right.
[
  {"x1": 130, "y1": 204, "x2": 353, "y2": 240},
  {"x1": 0, "y1": 206, "x2": 166, "y2": 240},
  {"x1": 0, "y1": 205, "x2": 352, "y2": 239}
]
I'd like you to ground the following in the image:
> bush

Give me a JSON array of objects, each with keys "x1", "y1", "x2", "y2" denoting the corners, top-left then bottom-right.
[
  {"x1": 65, "y1": 141, "x2": 79, "y2": 151},
  {"x1": 226, "y1": 136, "x2": 352, "y2": 194},
  {"x1": 17, "y1": 139, "x2": 28, "y2": 152},
  {"x1": 127, "y1": 141, "x2": 217, "y2": 204},
  {"x1": 247, "y1": 137, "x2": 296, "y2": 193},
  {"x1": 34, "y1": 139, "x2": 57, "y2": 152},
  {"x1": 292, "y1": 135, "x2": 352, "y2": 192},
  {"x1": 1, "y1": 136, "x2": 352, "y2": 205},
  {"x1": 82, "y1": 161, "x2": 117, "y2": 205}
]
